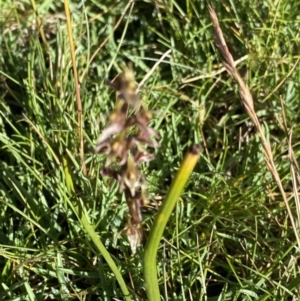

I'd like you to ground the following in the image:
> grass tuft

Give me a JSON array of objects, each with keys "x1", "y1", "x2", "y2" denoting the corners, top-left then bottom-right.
[{"x1": 1, "y1": 0, "x2": 300, "y2": 300}]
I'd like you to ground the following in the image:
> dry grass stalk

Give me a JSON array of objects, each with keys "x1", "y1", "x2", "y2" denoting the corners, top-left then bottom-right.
[{"x1": 208, "y1": 5, "x2": 300, "y2": 249}]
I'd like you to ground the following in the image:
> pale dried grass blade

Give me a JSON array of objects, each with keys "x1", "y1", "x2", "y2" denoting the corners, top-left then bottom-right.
[{"x1": 208, "y1": 5, "x2": 300, "y2": 249}]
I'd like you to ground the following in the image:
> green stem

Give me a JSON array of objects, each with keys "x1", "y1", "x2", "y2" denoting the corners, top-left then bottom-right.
[
  {"x1": 62, "y1": 157, "x2": 131, "y2": 301},
  {"x1": 143, "y1": 145, "x2": 202, "y2": 301},
  {"x1": 78, "y1": 210, "x2": 131, "y2": 301}
]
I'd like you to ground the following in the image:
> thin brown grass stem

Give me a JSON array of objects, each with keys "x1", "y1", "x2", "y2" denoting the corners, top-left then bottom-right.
[
  {"x1": 289, "y1": 129, "x2": 300, "y2": 224},
  {"x1": 64, "y1": 0, "x2": 86, "y2": 174},
  {"x1": 208, "y1": 5, "x2": 300, "y2": 249}
]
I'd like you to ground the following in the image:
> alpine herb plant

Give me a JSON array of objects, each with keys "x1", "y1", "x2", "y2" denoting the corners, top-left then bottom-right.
[{"x1": 95, "y1": 64, "x2": 160, "y2": 253}]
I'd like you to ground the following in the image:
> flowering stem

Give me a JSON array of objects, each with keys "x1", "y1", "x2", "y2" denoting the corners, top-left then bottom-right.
[{"x1": 143, "y1": 145, "x2": 202, "y2": 301}]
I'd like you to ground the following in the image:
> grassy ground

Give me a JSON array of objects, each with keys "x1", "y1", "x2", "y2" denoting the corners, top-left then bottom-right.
[{"x1": 1, "y1": 0, "x2": 300, "y2": 300}]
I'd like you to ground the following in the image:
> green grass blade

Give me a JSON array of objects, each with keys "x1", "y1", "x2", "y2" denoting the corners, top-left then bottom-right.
[
  {"x1": 143, "y1": 145, "x2": 202, "y2": 301},
  {"x1": 61, "y1": 163, "x2": 132, "y2": 301},
  {"x1": 78, "y1": 208, "x2": 132, "y2": 301}
]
